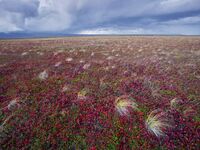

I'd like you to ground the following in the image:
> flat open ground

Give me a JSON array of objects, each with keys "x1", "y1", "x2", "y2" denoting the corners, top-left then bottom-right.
[{"x1": 0, "y1": 36, "x2": 200, "y2": 149}]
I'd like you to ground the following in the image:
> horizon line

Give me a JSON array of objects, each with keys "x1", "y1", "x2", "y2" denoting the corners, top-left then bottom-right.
[{"x1": 1, "y1": 33, "x2": 200, "y2": 40}]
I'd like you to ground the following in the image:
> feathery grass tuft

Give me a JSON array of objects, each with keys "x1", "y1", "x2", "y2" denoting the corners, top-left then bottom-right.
[
  {"x1": 83, "y1": 63, "x2": 91, "y2": 70},
  {"x1": 77, "y1": 89, "x2": 88, "y2": 100},
  {"x1": 170, "y1": 98, "x2": 183, "y2": 109},
  {"x1": 66, "y1": 57, "x2": 73, "y2": 62},
  {"x1": 38, "y1": 70, "x2": 48, "y2": 80},
  {"x1": 145, "y1": 109, "x2": 174, "y2": 137},
  {"x1": 115, "y1": 95, "x2": 138, "y2": 116},
  {"x1": 8, "y1": 99, "x2": 20, "y2": 111}
]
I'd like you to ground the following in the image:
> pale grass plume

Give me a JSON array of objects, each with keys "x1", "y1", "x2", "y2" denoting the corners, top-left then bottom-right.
[
  {"x1": 107, "y1": 56, "x2": 114, "y2": 60},
  {"x1": 103, "y1": 53, "x2": 109, "y2": 56},
  {"x1": 66, "y1": 57, "x2": 73, "y2": 62},
  {"x1": 143, "y1": 78, "x2": 161, "y2": 98},
  {"x1": 62, "y1": 85, "x2": 69, "y2": 92},
  {"x1": 170, "y1": 98, "x2": 183, "y2": 109},
  {"x1": 112, "y1": 49, "x2": 116, "y2": 52},
  {"x1": 0, "y1": 63, "x2": 7, "y2": 68},
  {"x1": 60, "y1": 109, "x2": 67, "y2": 117},
  {"x1": 104, "y1": 66, "x2": 110, "y2": 71},
  {"x1": 0, "y1": 98, "x2": 20, "y2": 111},
  {"x1": 91, "y1": 52, "x2": 95, "y2": 56},
  {"x1": 38, "y1": 70, "x2": 48, "y2": 80},
  {"x1": 37, "y1": 52, "x2": 44, "y2": 56},
  {"x1": 145, "y1": 109, "x2": 174, "y2": 137},
  {"x1": 138, "y1": 49, "x2": 143, "y2": 52},
  {"x1": 83, "y1": 63, "x2": 91, "y2": 70},
  {"x1": 79, "y1": 59, "x2": 85, "y2": 63},
  {"x1": 77, "y1": 88, "x2": 89, "y2": 100},
  {"x1": 54, "y1": 61, "x2": 62, "y2": 67},
  {"x1": 115, "y1": 95, "x2": 138, "y2": 116},
  {"x1": 61, "y1": 84, "x2": 74, "y2": 93},
  {"x1": 21, "y1": 52, "x2": 28, "y2": 56},
  {"x1": 111, "y1": 65, "x2": 116, "y2": 69},
  {"x1": 8, "y1": 99, "x2": 20, "y2": 111},
  {"x1": 69, "y1": 50, "x2": 74, "y2": 53},
  {"x1": 53, "y1": 50, "x2": 64, "y2": 56},
  {"x1": 80, "y1": 49, "x2": 86, "y2": 52}
]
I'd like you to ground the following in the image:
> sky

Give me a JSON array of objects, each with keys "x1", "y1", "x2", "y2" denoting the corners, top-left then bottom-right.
[{"x1": 0, "y1": 0, "x2": 200, "y2": 36}]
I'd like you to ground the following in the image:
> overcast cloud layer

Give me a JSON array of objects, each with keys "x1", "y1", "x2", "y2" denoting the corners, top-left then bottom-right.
[{"x1": 0, "y1": 0, "x2": 200, "y2": 35}]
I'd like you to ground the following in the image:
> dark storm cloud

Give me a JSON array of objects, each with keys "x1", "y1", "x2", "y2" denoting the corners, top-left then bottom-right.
[
  {"x1": 0, "y1": 0, "x2": 38, "y2": 16},
  {"x1": 0, "y1": 0, "x2": 200, "y2": 34}
]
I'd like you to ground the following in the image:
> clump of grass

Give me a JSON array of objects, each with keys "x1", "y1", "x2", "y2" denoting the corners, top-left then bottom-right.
[
  {"x1": 170, "y1": 98, "x2": 183, "y2": 109},
  {"x1": 77, "y1": 88, "x2": 89, "y2": 100},
  {"x1": 62, "y1": 85, "x2": 71, "y2": 93},
  {"x1": 21, "y1": 52, "x2": 28, "y2": 56},
  {"x1": 145, "y1": 109, "x2": 174, "y2": 138},
  {"x1": 143, "y1": 78, "x2": 161, "y2": 98},
  {"x1": 54, "y1": 61, "x2": 62, "y2": 67},
  {"x1": 115, "y1": 95, "x2": 138, "y2": 116},
  {"x1": 38, "y1": 70, "x2": 48, "y2": 81},
  {"x1": 66, "y1": 57, "x2": 73, "y2": 62},
  {"x1": 1, "y1": 98, "x2": 21, "y2": 111},
  {"x1": 91, "y1": 52, "x2": 95, "y2": 56},
  {"x1": 8, "y1": 99, "x2": 20, "y2": 111},
  {"x1": 79, "y1": 59, "x2": 85, "y2": 63},
  {"x1": 83, "y1": 63, "x2": 91, "y2": 70},
  {"x1": 107, "y1": 56, "x2": 115, "y2": 60}
]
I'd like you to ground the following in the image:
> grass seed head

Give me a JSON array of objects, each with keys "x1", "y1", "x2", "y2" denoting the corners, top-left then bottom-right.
[
  {"x1": 80, "y1": 59, "x2": 85, "y2": 63},
  {"x1": 62, "y1": 85, "x2": 70, "y2": 92},
  {"x1": 107, "y1": 56, "x2": 114, "y2": 60},
  {"x1": 170, "y1": 98, "x2": 183, "y2": 109},
  {"x1": 66, "y1": 57, "x2": 73, "y2": 62},
  {"x1": 91, "y1": 52, "x2": 95, "y2": 56},
  {"x1": 37, "y1": 52, "x2": 44, "y2": 56},
  {"x1": 38, "y1": 70, "x2": 48, "y2": 80},
  {"x1": 115, "y1": 95, "x2": 138, "y2": 116},
  {"x1": 145, "y1": 109, "x2": 174, "y2": 138},
  {"x1": 8, "y1": 99, "x2": 20, "y2": 111},
  {"x1": 83, "y1": 63, "x2": 91, "y2": 70},
  {"x1": 21, "y1": 52, "x2": 28, "y2": 56},
  {"x1": 54, "y1": 61, "x2": 62, "y2": 67},
  {"x1": 77, "y1": 88, "x2": 88, "y2": 100}
]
